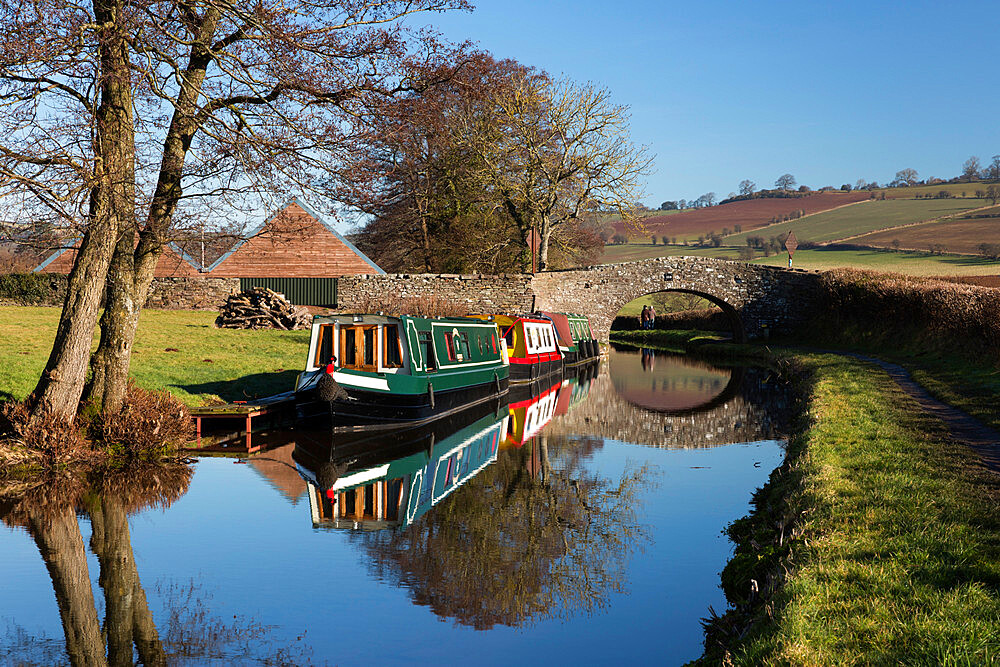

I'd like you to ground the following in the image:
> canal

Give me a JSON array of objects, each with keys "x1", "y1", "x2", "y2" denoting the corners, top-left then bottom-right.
[{"x1": 0, "y1": 347, "x2": 792, "y2": 665}]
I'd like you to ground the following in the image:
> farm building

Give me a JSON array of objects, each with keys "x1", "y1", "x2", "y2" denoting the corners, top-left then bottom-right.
[
  {"x1": 206, "y1": 199, "x2": 382, "y2": 279},
  {"x1": 33, "y1": 199, "x2": 383, "y2": 306},
  {"x1": 34, "y1": 239, "x2": 202, "y2": 278}
]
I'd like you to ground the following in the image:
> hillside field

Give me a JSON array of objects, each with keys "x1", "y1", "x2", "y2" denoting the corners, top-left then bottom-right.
[
  {"x1": 725, "y1": 197, "x2": 989, "y2": 245},
  {"x1": 875, "y1": 181, "x2": 998, "y2": 199},
  {"x1": 612, "y1": 191, "x2": 868, "y2": 241},
  {"x1": 851, "y1": 212, "x2": 1000, "y2": 254}
]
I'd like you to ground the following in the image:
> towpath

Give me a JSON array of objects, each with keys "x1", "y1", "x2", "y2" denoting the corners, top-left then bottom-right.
[{"x1": 843, "y1": 352, "x2": 1000, "y2": 473}]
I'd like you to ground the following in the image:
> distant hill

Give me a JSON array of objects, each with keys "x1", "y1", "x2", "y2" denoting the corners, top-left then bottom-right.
[{"x1": 612, "y1": 191, "x2": 869, "y2": 241}]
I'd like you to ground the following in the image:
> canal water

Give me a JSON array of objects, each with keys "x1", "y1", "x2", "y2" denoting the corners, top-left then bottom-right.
[{"x1": 0, "y1": 347, "x2": 791, "y2": 666}]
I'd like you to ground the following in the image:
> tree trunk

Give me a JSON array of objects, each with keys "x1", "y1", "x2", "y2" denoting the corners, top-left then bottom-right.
[
  {"x1": 27, "y1": 506, "x2": 107, "y2": 667},
  {"x1": 29, "y1": 0, "x2": 135, "y2": 421},
  {"x1": 85, "y1": 9, "x2": 220, "y2": 413},
  {"x1": 538, "y1": 217, "x2": 553, "y2": 271}
]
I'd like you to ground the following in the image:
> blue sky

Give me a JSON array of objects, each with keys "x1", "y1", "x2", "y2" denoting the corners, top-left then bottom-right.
[{"x1": 417, "y1": 0, "x2": 1000, "y2": 206}]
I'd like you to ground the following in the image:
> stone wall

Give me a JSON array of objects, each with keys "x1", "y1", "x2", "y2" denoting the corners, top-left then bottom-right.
[
  {"x1": 145, "y1": 277, "x2": 239, "y2": 310},
  {"x1": 336, "y1": 273, "x2": 535, "y2": 314},
  {"x1": 0, "y1": 274, "x2": 238, "y2": 310}
]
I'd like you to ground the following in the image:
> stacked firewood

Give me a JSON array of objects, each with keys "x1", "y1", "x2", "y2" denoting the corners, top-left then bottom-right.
[{"x1": 215, "y1": 287, "x2": 310, "y2": 330}]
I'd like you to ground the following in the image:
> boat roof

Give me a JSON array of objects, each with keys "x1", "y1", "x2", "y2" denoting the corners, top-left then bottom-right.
[{"x1": 312, "y1": 313, "x2": 494, "y2": 326}]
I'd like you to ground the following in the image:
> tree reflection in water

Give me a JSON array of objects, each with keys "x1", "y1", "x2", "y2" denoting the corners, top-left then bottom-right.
[
  {"x1": 357, "y1": 435, "x2": 655, "y2": 630},
  {"x1": 0, "y1": 466, "x2": 319, "y2": 666}
]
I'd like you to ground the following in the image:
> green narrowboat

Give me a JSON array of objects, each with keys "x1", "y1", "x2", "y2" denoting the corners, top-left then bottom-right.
[
  {"x1": 295, "y1": 314, "x2": 509, "y2": 428},
  {"x1": 540, "y1": 312, "x2": 600, "y2": 365}
]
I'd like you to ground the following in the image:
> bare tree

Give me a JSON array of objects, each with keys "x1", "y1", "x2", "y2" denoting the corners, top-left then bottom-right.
[
  {"x1": 461, "y1": 74, "x2": 652, "y2": 271},
  {"x1": 738, "y1": 179, "x2": 756, "y2": 197},
  {"x1": 774, "y1": 173, "x2": 796, "y2": 191},
  {"x1": 0, "y1": 0, "x2": 470, "y2": 419},
  {"x1": 894, "y1": 168, "x2": 918, "y2": 187},
  {"x1": 962, "y1": 156, "x2": 982, "y2": 182},
  {"x1": 987, "y1": 155, "x2": 1000, "y2": 181}
]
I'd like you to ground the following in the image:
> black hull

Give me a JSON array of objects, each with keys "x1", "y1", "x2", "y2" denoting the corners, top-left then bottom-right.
[
  {"x1": 297, "y1": 376, "x2": 509, "y2": 432},
  {"x1": 509, "y1": 359, "x2": 564, "y2": 384}
]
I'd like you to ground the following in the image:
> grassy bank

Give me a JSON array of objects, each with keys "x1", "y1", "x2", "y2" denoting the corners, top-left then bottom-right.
[
  {"x1": 700, "y1": 351, "x2": 1000, "y2": 664},
  {"x1": 0, "y1": 306, "x2": 309, "y2": 407}
]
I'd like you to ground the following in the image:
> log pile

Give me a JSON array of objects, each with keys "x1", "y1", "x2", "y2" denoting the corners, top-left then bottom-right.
[{"x1": 215, "y1": 287, "x2": 310, "y2": 330}]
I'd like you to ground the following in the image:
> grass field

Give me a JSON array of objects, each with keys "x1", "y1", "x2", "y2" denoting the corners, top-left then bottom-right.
[
  {"x1": 0, "y1": 307, "x2": 309, "y2": 407},
  {"x1": 599, "y1": 242, "x2": 1000, "y2": 276},
  {"x1": 753, "y1": 247, "x2": 1000, "y2": 275},
  {"x1": 875, "y1": 180, "x2": 997, "y2": 199},
  {"x1": 725, "y1": 197, "x2": 989, "y2": 246},
  {"x1": 850, "y1": 214, "x2": 1000, "y2": 254},
  {"x1": 613, "y1": 191, "x2": 868, "y2": 242}
]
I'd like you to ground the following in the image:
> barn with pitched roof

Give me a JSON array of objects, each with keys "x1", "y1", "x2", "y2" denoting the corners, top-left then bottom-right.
[{"x1": 33, "y1": 198, "x2": 382, "y2": 307}]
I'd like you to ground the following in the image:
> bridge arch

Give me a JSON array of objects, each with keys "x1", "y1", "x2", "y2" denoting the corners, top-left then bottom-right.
[{"x1": 612, "y1": 287, "x2": 746, "y2": 342}]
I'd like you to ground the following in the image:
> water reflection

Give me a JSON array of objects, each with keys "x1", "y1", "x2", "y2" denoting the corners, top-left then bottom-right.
[
  {"x1": 545, "y1": 346, "x2": 791, "y2": 448},
  {"x1": 0, "y1": 466, "x2": 189, "y2": 666},
  {"x1": 355, "y1": 434, "x2": 652, "y2": 630},
  {"x1": 295, "y1": 403, "x2": 508, "y2": 530},
  {"x1": 0, "y1": 466, "x2": 320, "y2": 666}
]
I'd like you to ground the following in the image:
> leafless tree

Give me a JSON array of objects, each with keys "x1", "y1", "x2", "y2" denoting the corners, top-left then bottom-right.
[
  {"x1": 461, "y1": 74, "x2": 652, "y2": 271},
  {"x1": 738, "y1": 179, "x2": 756, "y2": 197},
  {"x1": 774, "y1": 173, "x2": 796, "y2": 191},
  {"x1": 962, "y1": 156, "x2": 982, "y2": 182},
  {"x1": 894, "y1": 168, "x2": 918, "y2": 187}
]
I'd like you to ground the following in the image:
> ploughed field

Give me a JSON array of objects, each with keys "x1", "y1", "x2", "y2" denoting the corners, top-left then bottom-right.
[{"x1": 851, "y1": 211, "x2": 1000, "y2": 254}]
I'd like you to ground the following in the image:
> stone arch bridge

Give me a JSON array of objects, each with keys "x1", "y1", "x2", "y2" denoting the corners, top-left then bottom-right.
[{"x1": 337, "y1": 257, "x2": 822, "y2": 341}]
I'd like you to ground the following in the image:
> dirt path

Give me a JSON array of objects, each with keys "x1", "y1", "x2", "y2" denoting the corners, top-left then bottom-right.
[{"x1": 846, "y1": 352, "x2": 1000, "y2": 473}]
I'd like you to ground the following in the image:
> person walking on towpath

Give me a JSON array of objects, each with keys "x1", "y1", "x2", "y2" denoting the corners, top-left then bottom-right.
[
  {"x1": 647, "y1": 304, "x2": 656, "y2": 329},
  {"x1": 639, "y1": 305, "x2": 651, "y2": 330}
]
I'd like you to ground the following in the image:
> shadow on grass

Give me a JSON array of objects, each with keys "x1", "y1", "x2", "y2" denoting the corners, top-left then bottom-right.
[{"x1": 174, "y1": 370, "x2": 300, "y2": 402}]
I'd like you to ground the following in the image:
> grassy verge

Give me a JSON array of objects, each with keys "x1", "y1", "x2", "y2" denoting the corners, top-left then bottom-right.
[
  {"x1": 0, "y1": 306, "x2": 309, "y2": 407},
  {"x1": 699, "y1": 350, "x2": 1000, "y2": 664}
]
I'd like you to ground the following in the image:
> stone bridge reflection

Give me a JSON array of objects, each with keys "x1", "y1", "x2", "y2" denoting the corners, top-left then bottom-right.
[{"x1": 543, "y1": 354, "x2": 791, "y2": 448}]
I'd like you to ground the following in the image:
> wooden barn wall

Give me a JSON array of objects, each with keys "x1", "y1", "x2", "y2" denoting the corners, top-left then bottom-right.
[{"x1": 208, "y1": 203, "x2": 378, "y2": 278}]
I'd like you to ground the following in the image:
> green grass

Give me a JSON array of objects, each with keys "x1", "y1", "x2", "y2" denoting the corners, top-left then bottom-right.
[
  {"x1": 876, "y1": 181, "x2": 997, "y2": 199},
  {"x1": 0, "y1": 307, "x2": 309, "y2": 407},
  {"x1": 693, "y1": 348, "x2": 1000, "y2": 664},
  {"x1": 726, "y1": 198, "x2": 989, "y2": 246}
]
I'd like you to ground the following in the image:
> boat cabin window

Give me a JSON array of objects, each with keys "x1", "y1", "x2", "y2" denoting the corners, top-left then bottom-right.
[
  {"x1": 383, "y1": 325, "x2": 403, "y2": 368},
  {"x1": 491, "y1": 333, "x2": 497, "y2": 353},
  {"x1": 458, "y1": 333, "x2": 471, "y2": 360},
  {"x1": 315, "y1": 324, "x2": 335, "y2": 367},
  {"x1": 340, "y1": 325, "x2": 378, "y2": 371},
  {"x1": 444, "y1": 333, "x2": 457, "y2": 361},
  {"x1": 419, "y1": 332, "x2": 437, "y2": 371},
  {"x1": 504, "y1": 326, "x2": 514, "y2": 347}
]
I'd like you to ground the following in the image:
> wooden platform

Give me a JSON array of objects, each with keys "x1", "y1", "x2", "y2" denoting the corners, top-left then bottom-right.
[{"x1": 188, "y1": 391, "x2": 298, "y2": 453}]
